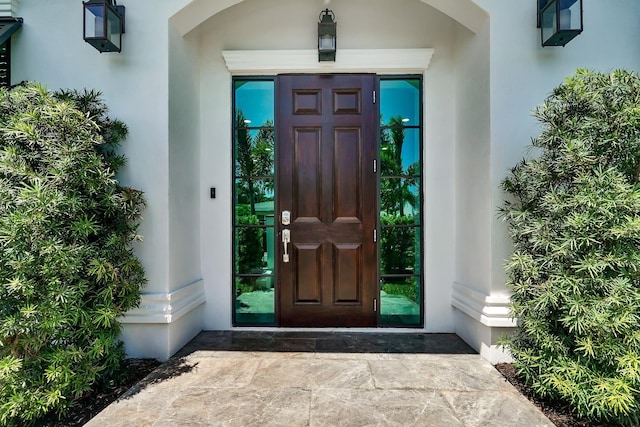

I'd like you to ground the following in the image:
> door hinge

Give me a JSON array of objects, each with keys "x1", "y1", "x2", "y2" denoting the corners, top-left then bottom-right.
[
  {"x1": 374, "y1": 298, "x2": 377, "y2": 312},
  {"x1": 373, "y1": 229, "x2": 377, "y2": 243},
  {"x1": 373, "y1": 90, "x2": 376, "y2": 104},
  {"x1": 373, "y1": 159, "x2": 377, "y2": 173}
]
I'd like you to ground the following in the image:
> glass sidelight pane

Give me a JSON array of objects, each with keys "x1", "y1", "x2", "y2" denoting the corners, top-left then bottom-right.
[
  {"x1": 380, "y1": 225, "x2": 420, "y2": 275},
  {"x1": 234, "y1": 129, "x2": 275, "y2": 178},
  {"x1": 378, "y1": 76, "x2": 423, "y2": 328},
  {"x1": 234, "y1": 80, "x2": 275, "y2": 127},
  {"x1": 235, "y1": 277, "x2": 275, "y2": 325},
  {"x1": 379, "y1": 178, "x2": 420, "y2": 218},
  {"x1": 379, "y1": 276, "x2": 421, "y2": 326},
  {"x1": 234, "y1": 226, "x2": 274, "y2": 274},
  {"x1": 380, "y1": 128, "x2": 420, "y2": 176},
  {"x1": 233, "y1": 77, "x2": 276, "y2": 327},
  {"x1": 379, "y1": 79, "x2": 420, "y2": 127},
  {"x1": 234, "y1": 178, "x2": 275, "y2": 220}
]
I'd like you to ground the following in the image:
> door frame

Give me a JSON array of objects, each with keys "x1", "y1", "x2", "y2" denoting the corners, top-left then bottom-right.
[{"x1": 226, "y1": 49, "x2": 434, "y2": 329}]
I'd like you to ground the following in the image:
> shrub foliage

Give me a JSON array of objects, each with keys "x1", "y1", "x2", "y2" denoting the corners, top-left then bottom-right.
[
  {"x1": 500, "y1": 69, "x2": 640, "y2": 425},
  {"x1": 0, "y1": 83, "x2": 146, "y2": 425}
]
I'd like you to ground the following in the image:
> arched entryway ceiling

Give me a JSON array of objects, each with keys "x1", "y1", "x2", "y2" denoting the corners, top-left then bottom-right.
[{"x1": 170, "y1": 0, "x2": 487, "y2": 36}]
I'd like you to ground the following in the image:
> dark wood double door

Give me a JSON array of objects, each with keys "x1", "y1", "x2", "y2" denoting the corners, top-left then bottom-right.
[{"x1": 277, "y1": 74, "x2": 377, "y2": 327}]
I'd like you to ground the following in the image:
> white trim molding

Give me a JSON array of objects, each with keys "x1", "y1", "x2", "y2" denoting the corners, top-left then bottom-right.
[
  {"x1": 451, "y1": 282, "x2": 517, "y2": 327},
  {"x1": 0, "y1": 0, "x2": 19, "y2": 17},
  {"x1": 222, "y1": 49, "x2": 435, "y2": 75},
  {"x1": 119, "y1": 279, "x2": 206, "y2": 324}
]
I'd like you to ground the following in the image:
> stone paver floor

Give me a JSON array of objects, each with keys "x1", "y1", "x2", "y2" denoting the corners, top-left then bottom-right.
[{"x1": 85, "y1": 332, "x2": 553, "y2": 427}]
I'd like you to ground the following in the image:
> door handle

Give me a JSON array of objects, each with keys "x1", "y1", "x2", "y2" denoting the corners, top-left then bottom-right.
[{"x1": 282, "y1": 229, "x2": 291, "y2": 263}]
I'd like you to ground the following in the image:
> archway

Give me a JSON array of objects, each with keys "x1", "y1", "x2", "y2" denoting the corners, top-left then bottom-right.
[{"x1": 170, "y1": 0, "x2": 487, "y2": 36}]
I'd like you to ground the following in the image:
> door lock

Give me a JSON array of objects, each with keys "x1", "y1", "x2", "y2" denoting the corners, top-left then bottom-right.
[
  {"x1": 282, "y1": 210, "x2": 291, "y2": 225},
  {"x1": 282, "y1": 229, "x2": 291, "y2": 263}
]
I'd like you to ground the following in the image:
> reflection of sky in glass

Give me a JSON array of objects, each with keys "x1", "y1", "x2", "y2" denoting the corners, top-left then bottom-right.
[
  {"x1": 380, "y1": 79, "x2": 420, "y2": 126},
  {"x1": 234, "y1": 129, "x2": 275, "y2": 176},
  {"x1": 380, "y1": 80, "x2": 420, "y2": 174},
  {"x1": 235, "y1": 80, "x2": 274, "y2": 127},
  {"x1": 381, "y1": 128, "x2": 420, "y2": 174}
]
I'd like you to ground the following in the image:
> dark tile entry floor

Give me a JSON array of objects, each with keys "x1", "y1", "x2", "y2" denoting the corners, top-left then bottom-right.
[{"x1": 174, "y1": 331, "x2": 476, "y2": 357}]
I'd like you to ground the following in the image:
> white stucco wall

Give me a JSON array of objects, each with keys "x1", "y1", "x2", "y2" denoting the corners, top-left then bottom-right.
[
  {"x1": 10, "y1": 0, "x2": 192, "y2": 294},
  {"x1": 456, "y1": 0, "x2": 640, "y2": 361},
  {"x1": 8, "y1": 0, "x2": 206, "y2": 359},
  {"x1": 480, "y1": 0, "x2": 640, "y2": 298}
]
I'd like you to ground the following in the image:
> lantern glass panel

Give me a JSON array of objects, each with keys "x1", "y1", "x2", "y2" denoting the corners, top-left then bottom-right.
[
  {"x1": 560, "y1": 0, "x2": 581, "y2": 30},
  {"x1": 541, "y1": 0, "x2": 558, "y2": 43},
  {"x1": 85, "y1": 4, "x2": 107, "y2": 38},
  {"x1": 319, "y1": 34, "x2": 335, "y2": 51},
  {"x1": 107, "y1": 7, "x2": 121, "y2": 49}
]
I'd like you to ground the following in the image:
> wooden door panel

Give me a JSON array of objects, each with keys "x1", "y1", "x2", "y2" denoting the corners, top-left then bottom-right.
[
  {"x1": 333, "y1": 243, "x2": 362, "y2": 303},
  {"x1": 333, "y1": 89, "x2": 361, "y2": 115},
  {"x1": 278, "y1": 74, "x2": 377, "y2": 327},
  {"x1": 293, "y1": 128, "x2": 321, "y2": 219},
  {"x1": 333, "y1": 128, "x2": 361, "y2": 221},
  {"x1": 293, "y1": 243, "x2": 322, "y2": 304},
  {"x1": 293, "y1": 90, "x2": 322, "y2": 115}
]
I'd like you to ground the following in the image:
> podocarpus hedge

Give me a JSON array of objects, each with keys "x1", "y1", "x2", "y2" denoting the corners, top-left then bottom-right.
[
  {"x1": 500, "y1": 69, "x2": 640, "y2": 425},
  {"x1": 0, "y1": 83, "x2": 146, "y2": 426}
]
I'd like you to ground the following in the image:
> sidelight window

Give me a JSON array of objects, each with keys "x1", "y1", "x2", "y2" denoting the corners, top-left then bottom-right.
[
  {"x1": 232, "y1": 78, "x2": 276, "y2": 326},
  {"x1": 378, "y1": 77, "x2": 423, "y2": 327}
]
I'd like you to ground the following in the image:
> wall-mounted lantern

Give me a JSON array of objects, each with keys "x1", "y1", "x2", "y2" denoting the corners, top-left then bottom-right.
[
  {"x1": 537, "y1": 0, "x2": 582, "y2": 47},
  {"x1": 318, "y1": 9, "x2": 336, "y2": 62},
  {"x1": 83, "y1": 0, "x2": 125, "y2": 53}
]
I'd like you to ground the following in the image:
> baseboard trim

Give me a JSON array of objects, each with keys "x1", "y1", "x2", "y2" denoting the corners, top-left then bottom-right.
[
  {"x1": 451, "y1": 282, "x2": 516, "y2": 327},
  {"x1": 119, "y1": 279, "x2": 206, "y2": 324}
]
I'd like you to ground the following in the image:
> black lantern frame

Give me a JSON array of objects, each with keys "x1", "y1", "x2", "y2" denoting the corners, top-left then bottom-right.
[
  {"x1": 537, "y1": 0, "x2": 582, "y2": 47},
  {"x1": 83, "y1": 0, "x2": 125, "y2": 53},
  {"x1": 318, "y1": 9, "x2": 336, "y2": 62}
]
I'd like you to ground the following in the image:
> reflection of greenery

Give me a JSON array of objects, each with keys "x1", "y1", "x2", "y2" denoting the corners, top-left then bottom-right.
[
  {"x1": 380, "y1": 115, "x2": 419, "y2": 278},
  {"x1": 380, "y1": 115, "x2": 418, "y2": 216},
  {"x1": 236, "y1": 280, "x2": 255, "y2": 295},
  {"x1": 380, "y1": 214, "x2": 415, "y2": 274},
  {"x1": 382, "y1": 281, "x2": 417, "y2": 302},
  {"x1": 236, "y1": 210, "x2": 263, "y2": 277},
  {"x1": 235, "y1": 110, "x2": 274, "y2": 215}
]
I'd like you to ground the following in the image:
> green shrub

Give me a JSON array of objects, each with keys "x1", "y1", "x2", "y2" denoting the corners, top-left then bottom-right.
[
  {"x1": 0, "y1": 83, "x2": 146, "y2": 425},
  {"x1": 500, "y1": 69, "x2": 640, "y2": 425}
]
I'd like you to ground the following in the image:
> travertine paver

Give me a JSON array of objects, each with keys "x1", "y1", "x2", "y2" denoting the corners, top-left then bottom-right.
[
  {"x1": 249, "y1": 358, "x2": 374, "y2": 389},
  {"x1": 368, "y1": 355, "x2": 514, "y2": 391},
  {"x1": 86, "y1": 352, "x2": 553, "y2": 427},
  {"x1": 310, "y1": 389, "x2": 463, "y2": 427},
  {"x1": 441, "y1": 390, "x2": 554, "y2": 427}
]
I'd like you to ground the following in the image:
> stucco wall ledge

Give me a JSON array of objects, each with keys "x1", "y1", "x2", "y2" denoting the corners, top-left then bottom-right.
[
  {"x1": 451, "y1": 282, "x2": 516, "y2": 327},
  {"x1": 119, "y1": 279, "x2": 205, "y2": 324}
]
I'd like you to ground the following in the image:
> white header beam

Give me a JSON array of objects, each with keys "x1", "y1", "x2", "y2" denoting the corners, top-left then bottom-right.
[{"x1": 222, "y1": 49, "x2": 435, "y2": 75}]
